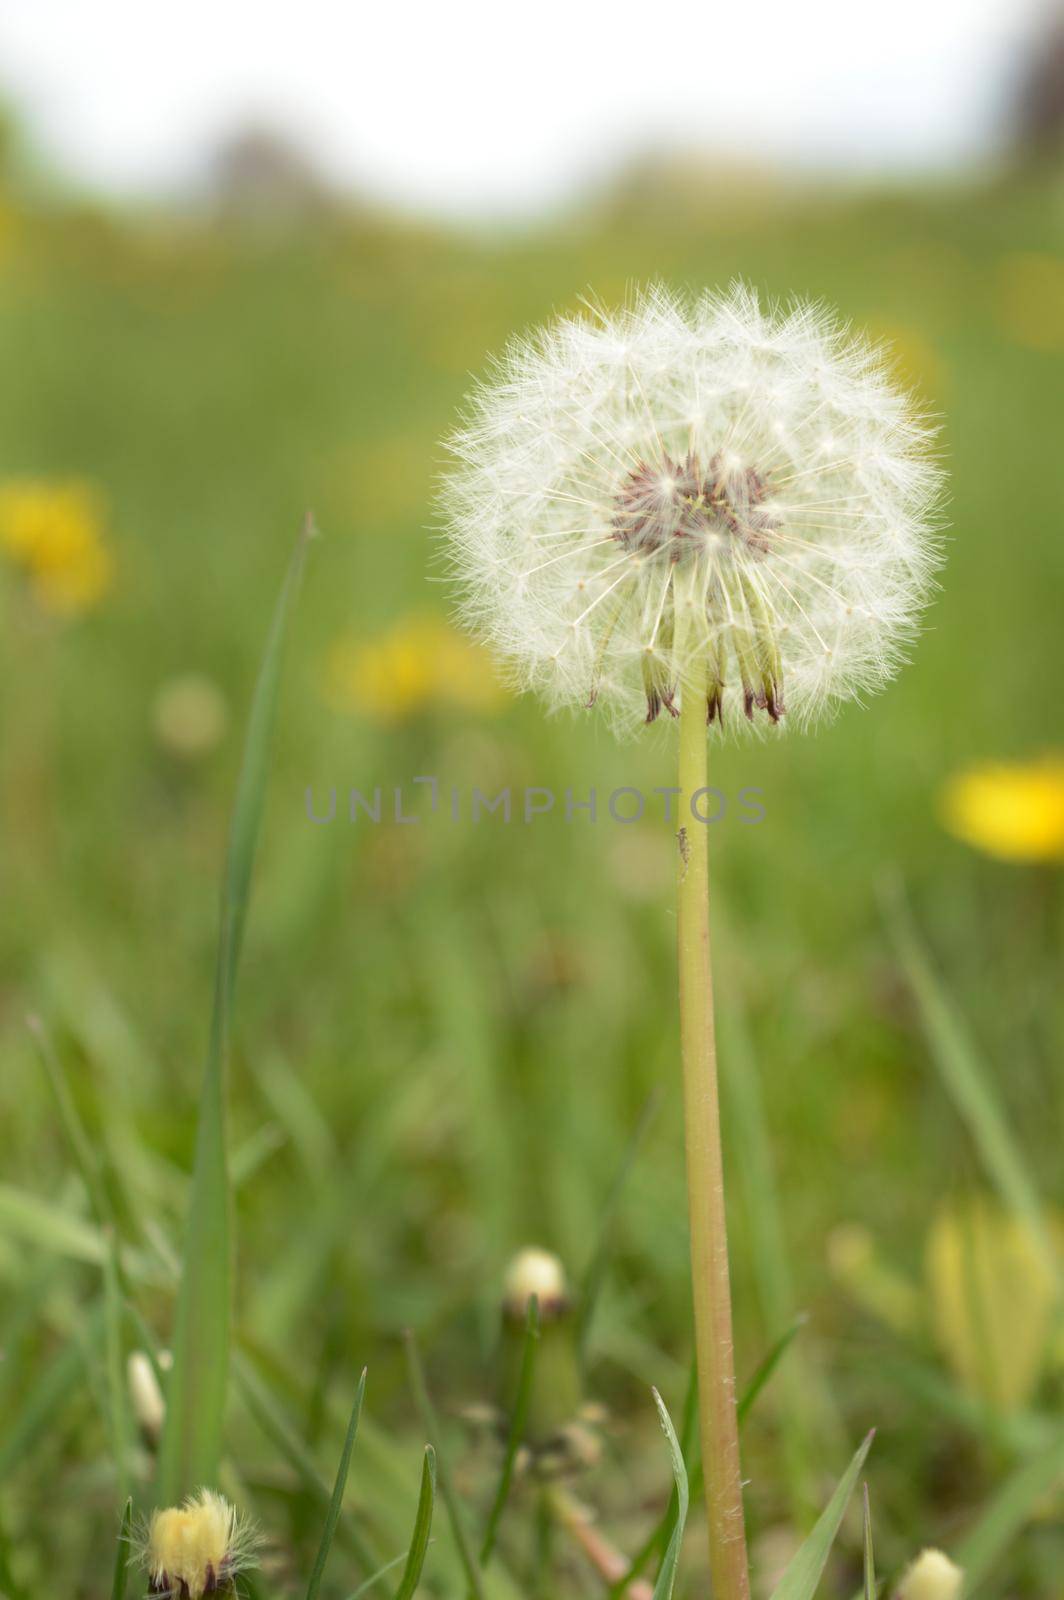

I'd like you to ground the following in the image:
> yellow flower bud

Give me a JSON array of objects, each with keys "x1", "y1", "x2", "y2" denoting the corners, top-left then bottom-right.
[{"x1": 896, "y1": 1548, "x2": 963, "y2": 1600}]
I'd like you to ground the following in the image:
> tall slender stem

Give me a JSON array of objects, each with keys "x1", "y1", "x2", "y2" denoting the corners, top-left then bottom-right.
[{"x1": 676, "y1": 645, "x2": 750, "y2": 1600}]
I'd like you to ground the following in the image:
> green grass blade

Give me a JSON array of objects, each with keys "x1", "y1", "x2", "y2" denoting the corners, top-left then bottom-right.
[
  {"x1": 103, "y1": 1228, "x2": 133, "y2": 1505},
  {"x1": 862, "y1": 1485, "x2": 875, "y2": 1600},
  {"x1": 394, "y1": 1446, "x2": 437, "y2": 1600},
  {"x1": 770, "y1": 1430, "x2": 875, "y2": 1600},
  {"x1": 883, "y1": 884, "x2": 1055, "y2": 1278},
  {"x1": 0, "y1": 1183, "x2": 107, "y2": 1266},
  {"x1": 954, "y1": 1429, "x2": 1064, "y2": 1588},
  {"x1": 717, "y1": 993, "x2": 824, "y2": 1518},
  {"x1": 234, "y1": 1356, "x2": 377, "y2": 1572},
  {"x1": 157, "y1": 519, "x2": 313, "y2": 1505},
  {"x1": 344, "y1": 1553, "x2": 408, "y2": 1599},
  {"x1": 110, "y1": 1497, "x2": 133, "y2": 1600},
  {"x1": 0, "y1": 1499, "x2": 30, "y2": 1600},
  {"x1": 403, "y1": 1329, "x2": 485, "y2": 1600},
  {"x1": 0, "y1": 1307, "x2": 103, "y2": 1484},
  {"x1": 480, "y1": 1295, "x2": 539, "y2": 1565},
  {"x1": 650, "y1": 1387, "x2": 688, "y2": 1600},
  {"x1": 576, "y1": 1090, "x2": 660, "y2": 1366},
  {"x1": 738, "y1": 1317, "x2": 807, "y2": 1427},
  {"x1": 29, "y1": 1015, "x2": 114, "y2": 1228},
  {"x1": 305, "y1": 1370, "x2": 367, "y2": 1600},
  {"x1": 608, "y1": 1361, "x2": 698, "y2": 1598},
  {"x1": 663, "y1": 1324, "x2": 803, "y2": 1570}
]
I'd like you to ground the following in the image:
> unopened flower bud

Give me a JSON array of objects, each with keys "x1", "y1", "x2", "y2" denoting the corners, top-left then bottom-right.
[
  {"x1": 896, "y1": 1549, "x2": 963, "y2": 1600},
  {"x1": 499, "y1": 1246, "x2": 583, "y2": 1459},
  {"x1": 503, "y1": 1247, "x2": 570, "y2": 1322},
  {"x1": 153, "y1": 673, "x2": 228, "y2": 760},
  {"x1": 127, "y1": 1349, "x2": 166, "y2": 1443}
]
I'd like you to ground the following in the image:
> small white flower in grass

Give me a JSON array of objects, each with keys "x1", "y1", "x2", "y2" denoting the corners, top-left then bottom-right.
[{"x1": 441, "y1": 284, "x2": 944, "y2": 734}]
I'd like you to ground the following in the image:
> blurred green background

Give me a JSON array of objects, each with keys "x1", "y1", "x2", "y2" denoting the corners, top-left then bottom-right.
[{"x1": 0, "y1": 88, "x2": 1061, "y2": 1598}]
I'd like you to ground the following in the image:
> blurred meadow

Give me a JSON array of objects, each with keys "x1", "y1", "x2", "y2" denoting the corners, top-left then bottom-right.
[{"x1": 0, "y1": 103, "x2": 1062, "y2": 1598}]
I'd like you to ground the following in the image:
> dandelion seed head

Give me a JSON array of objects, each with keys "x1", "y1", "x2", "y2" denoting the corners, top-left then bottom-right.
[{"x1": 440, "y1": 284, "x2": 945, "y2": 734}]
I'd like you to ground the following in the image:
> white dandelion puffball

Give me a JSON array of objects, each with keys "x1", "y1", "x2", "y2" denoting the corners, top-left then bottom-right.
[{"x1": 441, "y1": 285, "x2": 944, "y2": 735}]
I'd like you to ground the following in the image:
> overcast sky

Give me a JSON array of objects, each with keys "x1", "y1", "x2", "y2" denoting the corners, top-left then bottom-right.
[{"x1": 0, "y1": 1, "x2": 1052, "y2": 217}]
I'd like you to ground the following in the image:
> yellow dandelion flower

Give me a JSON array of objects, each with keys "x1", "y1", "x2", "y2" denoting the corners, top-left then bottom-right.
[
  {"x1": 0, "y1": 477, "x2": 114, "y2": 616},
  {"x1": 939, "y1": 757, "x2": 1064, "y2": 862},
  {"x1": 138, "y1": 1489, "x2": 258, "y2": 1599},
  {"x1": 324, "y1": 612, "x2": 506, "y2": 724}
]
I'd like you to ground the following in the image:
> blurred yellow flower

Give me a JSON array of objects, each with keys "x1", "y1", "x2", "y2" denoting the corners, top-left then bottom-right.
[
  {"x1": 996, "y1": 252, "x2": 1064, "y2": 352},
  {"x1": 926, "y1": 1197, "x2": 1057, "y2": 1414},
  {"x1": 0, "y1": 478, "x2": 114, "y2": 616},
  {"x1": 939, "y1": 758, "x2": 1064, "y2": 862},
  {"x1": 324, "y1": 612, "x2": 506, "y2": 723}
]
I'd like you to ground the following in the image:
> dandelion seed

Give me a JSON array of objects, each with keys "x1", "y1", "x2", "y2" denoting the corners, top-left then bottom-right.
[
  {"x1": 136, "y1": 1489, "x2": 259, "y2": 1598},
  {"x1": 441, "y1": 284, "x2": 943, "y2": 734}
]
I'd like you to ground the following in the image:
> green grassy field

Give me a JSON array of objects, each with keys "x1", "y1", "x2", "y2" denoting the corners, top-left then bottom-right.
[{"x1": 0, "y1": 161, "x2": 1060, "y2": 1596}]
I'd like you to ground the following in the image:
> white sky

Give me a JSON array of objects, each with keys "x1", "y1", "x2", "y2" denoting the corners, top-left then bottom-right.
[{"x1": 0, "y1": 1, "x2": 1051, "y2": 217}]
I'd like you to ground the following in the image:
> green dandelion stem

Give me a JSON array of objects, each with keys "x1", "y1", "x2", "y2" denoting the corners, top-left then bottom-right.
[{"x1": 675, "y1": 586, "x2": 750, "y2": 1600}]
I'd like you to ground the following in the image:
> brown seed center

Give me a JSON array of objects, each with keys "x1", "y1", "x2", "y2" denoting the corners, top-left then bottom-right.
[{"x1": 612, "y1": 452, "x2": 776, "y2": 558}]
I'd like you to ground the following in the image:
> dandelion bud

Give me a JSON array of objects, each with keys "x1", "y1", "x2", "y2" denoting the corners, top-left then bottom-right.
[
  {"x1": 896, "y1": 1548, "x2": 963, "y2": 1600},
  {"x1": 138, "y1": 1489, "x2": 258, "y2": 1598},
  {"x1": 441, "y1": 285, "x2": 943, "y2": 734},
  {"x1": 499, "y1": 1246, "x2": 583, "y2": 1457},
  {"x1": 502, "y1": 1246, "x2": 570, "y2": 1321},
  {"x1": 153, "y1": 673, "x2": 229, "y2": 760},
  {"x1": 127, "y1": 1349, "x2": 166, "y2": 1443}
]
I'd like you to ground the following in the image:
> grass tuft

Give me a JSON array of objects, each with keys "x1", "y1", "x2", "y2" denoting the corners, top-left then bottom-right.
[
  {"x1": 305, "y1": 1369, "x2": 367, "y2": 1600},
  {"x1": 770, "y1": 1430, "x2": 875, "y2": 1600},
  {"x1": 650, "y1": 1387, "x2": 689, "y2": 1600},
  {"x1": 156, "y1": 519, "x2": 314, "y2": 1504}
]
